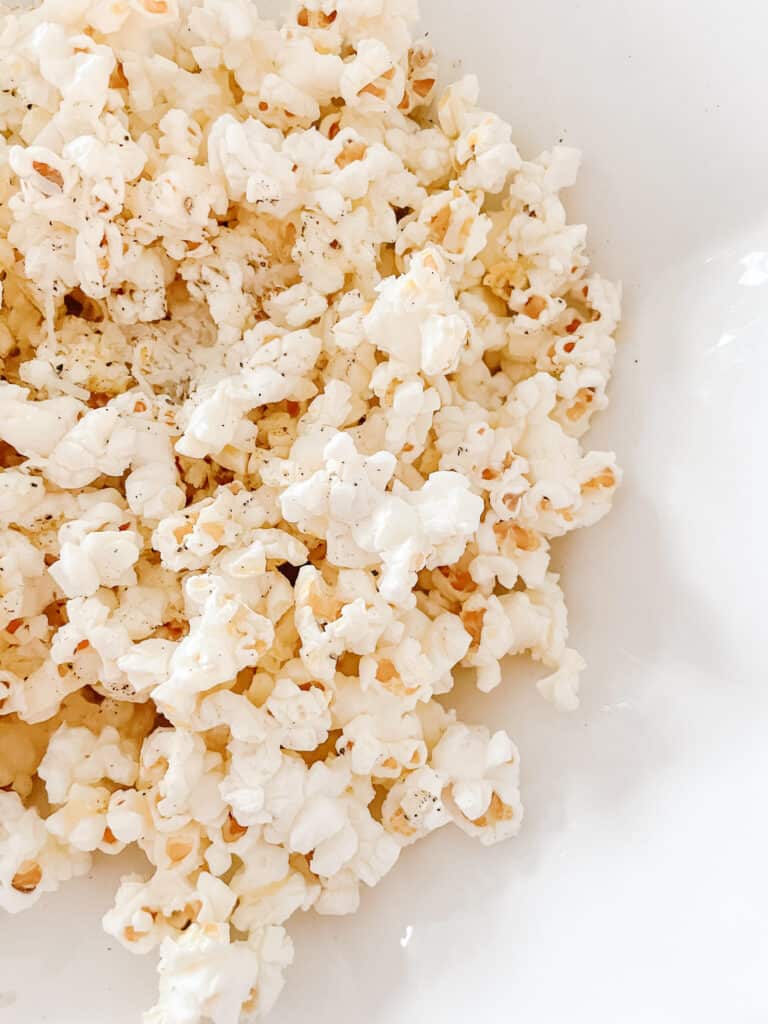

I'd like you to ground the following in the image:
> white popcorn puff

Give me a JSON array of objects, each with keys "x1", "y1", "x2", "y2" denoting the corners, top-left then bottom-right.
[
  {"x1": 49, "y1": 504, "x2": 142, "y2": 598},
  {"x1": 140, "y1": 728, "x2": 227, "y2": 828},
  {"x1": 382, "y1": 766, "x2": 449, "y2": 844},
  {"x1": 230, "y1": 840, "x2": 319, "y2": 932},
  {"x1": 364, "y1": 247, "x2": 471, "y2": 377},
  {"x1": 44, "y1": 783, "x2": 119, "y2": 854},
  {"x1": 144, "y1": 923, "x2": 293, "y2": 1024},
  {"x1": 0, "y1": 791, "x2": 90, "y2": 913},
  {"x1": 103, "y1": 869, "x2": 213, "y2": 955},
  {"x1": 176, "y1": 328, "x2": 321, "y2": 460},
  {"x1": 0, "y1": 384, "x2": 83, "y2": 460},
  {"x1": 219, "y1": 733, "x2": 302, "y2": 830},
  {"x1": 152, "y1": 577, "x2": 275, "y2": 722},
  {"x1": 265, "y1": 677, "x2": 332, "y2": 751},
  {"x1": 0, "y1": 0, "x2": 621, "y2": 1017},
  {"x1": 432, "y1": 723, "x2": 523, "y2": 845},
  {"x1": 38, "y1": 724, "x2": 138, "y2": 805},
  {"x1": 208, "y1": 114, "x2": 300, "y2": 216},
  {"x1": 537, "y1": 645, "x2": 585, "y2": 712},
  {"x1": 0, "y1": 527, "x2": 53, "y2": 630}
]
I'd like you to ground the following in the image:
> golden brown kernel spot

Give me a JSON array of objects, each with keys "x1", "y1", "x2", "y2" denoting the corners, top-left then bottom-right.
[
  {"x1": 298, "y1": 680, "x2": 325, "y2": 692},
  {"x1": 173, "y1": 522, "x2": 193, "y2": 545},
  {"x1": 289, "y1": 851, "x2": 320, "y2": 880},
  {"x1": 513, "y1": 524, "x2": 540, "y2": 551},
  {"x1": 109, "y1": 61, "x2": 129, "y2": 90},
  {"x1": 566, "y1": 387, "x2": 596, "y2": 422},
  {"x1": 201, "y1": 521, "x2": 224, "y2": 542},
  {"x1": 32, "y1": 161, "x2": 64, "y2": 189},
  {"x1": 222, "y1": 814, "x2": 248, "y2": 843},
  {"x1": 430, "y1": 204, "x2": 451, "y2": 244},
  {"x1": 167, "y1": 900, "x2": 202, "y2": 930},
  {"x1": 12, "y1": 861, "x2": 42, "y2": 893},
  {"x1": 102, "y1": 826, "x2": 118, "y2": 845},
  {"x1": 359, "y1": 82, "x2": 386, "y2": 100},
  {"x1": 389, "y1": 807, "x2": 417, "y2": 837},
  {"x1": 471, "y1": 792, "x2": 514, "y2": 828},
  {"x1": 141, "y1": 0, "x2": 168, "y2": 13},
  {"x1": 6, "y1": 619, "x2": 23, "y2": 635},
  {"x1": 376, "y1": 659, "x2": 397, "y2": 683},
  {"x1": 377, "y1": 671, "x2": 417, "y2": 697},
  {"x1": 413, "y1": 78, "x2": 436, "y2": 98},
  {"x1": 437, "y1": 566, "x2": 475, "y2": 593},
  {"x1": 565, "y1": 318, "x2": 581, "y2": 334},
  {"x1": 582, "y1": 469, "x2": 616, "y2": 491},
  {"x1": 460, "y1": 607, "x2": 485, "y2": 645},
  {"x1": 336, "y1": 651, "x2": 360, "y2": 676},
  {"x1": 166, "y1": 838, "x2": 193, "y2": 862},
  {"x1": 164, "y1": 619, "x2": 187, "y2": 641},
  {"x1": 335, "y1": 140, "x2": 367, "y2": 168},
  {"x1": 308, "y1": 541, "x2": 327, "y2": 565},
  {"x1": 75, "y1": 639, "x2": 90, "y2": 653},
  {"x1": 523, "y1": 295, "x2": 547, "y2": 319},
  {"x1": 242, "y1": 987, "x2": 260, "y2": 1015}
]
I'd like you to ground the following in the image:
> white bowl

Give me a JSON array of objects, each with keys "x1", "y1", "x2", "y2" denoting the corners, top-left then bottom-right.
[{"x1": 2, "y1": 1, "x2": 768, "y2": 1021}]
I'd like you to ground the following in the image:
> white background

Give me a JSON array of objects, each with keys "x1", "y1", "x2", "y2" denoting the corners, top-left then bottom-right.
[{"x1": 2, "y1": 0, "x2": 767, "y2": 1021}]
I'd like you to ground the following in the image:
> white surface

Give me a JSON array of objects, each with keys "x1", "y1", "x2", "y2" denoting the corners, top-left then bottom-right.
[{"x1": 2, "y1": 1, "x2": 768, "y2": 1021}]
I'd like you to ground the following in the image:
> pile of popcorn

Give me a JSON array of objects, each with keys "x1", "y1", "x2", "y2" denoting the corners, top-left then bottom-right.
[{"x1": 0, "y1": 0, "x2": 621, "y2": 1019}]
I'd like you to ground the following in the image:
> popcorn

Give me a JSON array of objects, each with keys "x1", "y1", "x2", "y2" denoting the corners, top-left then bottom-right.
[
  {"x1": 144, "y1": 923, "x2": 293, "y2": 1024},
  {"x1": 38, "y1": 723, "x2": 138, "y2": 805},
  {"x1": 0, "y1": 0, "x2": 621, "y2": 1018},
  {"x1": 49, "y1": 503, "x2": 142, "y2": 598},
  {"x1": 265, "y1": 677, "x2": 332, "y2": 751},
  {"x1": 0, "y1": 384, "x2": 83, "y2": 460},
  {"x1": 230, "y1": 841, "x2": 319, "y2": 932},
  {"x1": 208, "y1": 114, "x2": 300, "y2": 216},
  {"x1": 103, "y1": 869, "x2": 228, "y2": 955},
  {"x1": 336, "y1": 692, "x2": 427, "y2": 779},
  {"x1": 364, "y1": 247, "x2": 471, "y2": 377},
  {"x1": 151, "y1": 577, "x2": 276, "y2": 722},
  {"x1": 431, "y1": 723, "x2": 523, "y2": 845},
  {"x1": 175, "y1": 327, "x2": 321, "y2": 460},
  {"x1": 0, "y1": 791, "x2": 90, "y2": 914}
]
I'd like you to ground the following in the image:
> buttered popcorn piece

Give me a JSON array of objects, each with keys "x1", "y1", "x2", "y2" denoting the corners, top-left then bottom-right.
[{"x1": 0, "y1": 0, "x2": 622, "y2": 1018}]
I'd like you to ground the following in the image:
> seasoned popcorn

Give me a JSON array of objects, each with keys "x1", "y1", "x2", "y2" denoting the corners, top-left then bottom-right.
[{"x1": 0, "y1": 0, "x2": 621, "y2": 1019}]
